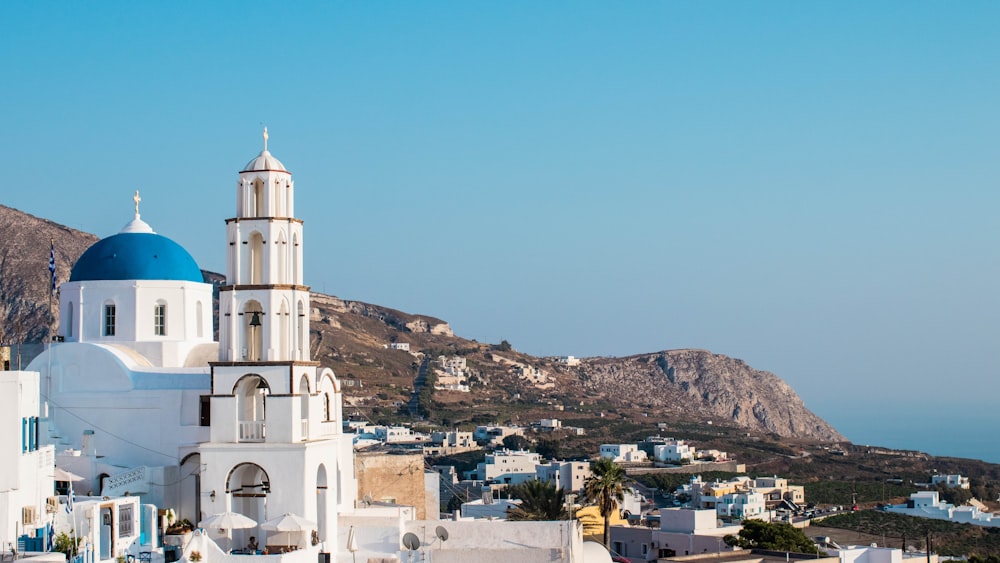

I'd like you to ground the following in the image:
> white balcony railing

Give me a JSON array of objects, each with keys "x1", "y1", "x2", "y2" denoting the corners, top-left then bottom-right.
[{"x1": 238, "y1": 420, "x2": 265, "y2": 442}]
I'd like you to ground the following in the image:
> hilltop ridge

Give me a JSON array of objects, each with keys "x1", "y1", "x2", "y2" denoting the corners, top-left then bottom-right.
[{"x1": 1, "y1": 204, "x2": 842, "y2": 441}]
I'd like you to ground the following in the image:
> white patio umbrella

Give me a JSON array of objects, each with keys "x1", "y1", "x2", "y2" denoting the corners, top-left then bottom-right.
[
  {"x1": 260, "y1": 513, "x2": 317, "y2": 550},
  {"x1": 347, "y1": 526, "x2": 359, "y2": 563},
  {"x1": 198, "y1": 512, "x2": 258, "y2": 530},
  {"x1": 199, "y1": 512, "x2": 259, "y2": 554},
  {"x1": 259, "y1": 513, "x2": 316, "y2": 533},
  {"x1": 54, "y1": 467, "x2": 85, "y2": 482}
]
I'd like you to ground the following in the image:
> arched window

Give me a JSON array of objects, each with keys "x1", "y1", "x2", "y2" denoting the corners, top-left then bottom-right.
[
  {"x1": 196, "y1": 301, "x2": 204, "y2": 338},
  {"x1": 299, "y1": 374, "x2": 310, "y2": 432},
  {"x1": 103, "y1": 302, "x2": 116, "y2": 337},
  {"x1": 319, "y1": 374, "x2": 336, "y2": 422},
  {"x1": 154, "y1": 301, "x2": 167, "y2": 336},
  {"x1": 292, "y1": 233, "x2": 300, "y2": 285},
  {"x1": 253, "y1": 179, "x2": 264, "y2": 216},
  {"x1": 249, "y1": 232, "x2": 264, "y2": 284},
  {"x1": 279, "y1": 300, "x2": 289, "y2": 359},
  {"x1": 296, "y1": 300, "x2": 305, "y2": 360},
  {"x1": 277, "y1": 231, "x2": 287, "y2": 284}
]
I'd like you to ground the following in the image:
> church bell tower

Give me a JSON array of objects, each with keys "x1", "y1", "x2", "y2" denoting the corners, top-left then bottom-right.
[
  {"x1": 199, "y1": 130, "x2": 354, "y2": 550},
  {"x1": 219, "y1": 127, "x2": 309, "y2": 363}
]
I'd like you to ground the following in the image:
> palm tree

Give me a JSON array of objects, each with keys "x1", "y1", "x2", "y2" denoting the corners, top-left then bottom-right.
[
  {"x1": 584, "y1": 457, "x2": 629, "y2": 547},
  {"x1": 507, "y1": 479, "x2": 568, "y2": 521}
]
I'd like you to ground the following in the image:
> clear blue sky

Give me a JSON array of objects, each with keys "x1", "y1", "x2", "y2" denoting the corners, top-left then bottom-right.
[{"x1": 3, "y1": 2, "x2": 998, "y2": 457}]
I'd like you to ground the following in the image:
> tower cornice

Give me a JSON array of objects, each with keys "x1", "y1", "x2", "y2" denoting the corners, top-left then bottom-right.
[
  {"x1": 219, "y1": 284, "x2": 311, "y2": 292},
  {"x1": 226, "y1": 217, "x2": 304, "y2": 224}
]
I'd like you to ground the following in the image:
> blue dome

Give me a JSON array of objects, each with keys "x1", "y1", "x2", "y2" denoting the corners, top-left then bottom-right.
[{"x1": 70, "y1": 232, "x2": 203, "y2": 283}]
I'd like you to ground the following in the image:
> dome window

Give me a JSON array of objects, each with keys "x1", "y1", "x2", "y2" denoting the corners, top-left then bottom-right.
[
  {"x1": 154, "y1": 302, "x2": 167, "y2": 336},
  {"x1": 104, "y1": 303, "x2": 117, "y2": 337}
]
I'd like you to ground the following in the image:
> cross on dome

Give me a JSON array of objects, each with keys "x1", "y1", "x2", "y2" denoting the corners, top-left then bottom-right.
[
  {"x1": 241, "y1": 126, "x2": 287, "y2": 172},
  {"x1": 121, "y1": 189, "x2": 154, "y2": 234}
]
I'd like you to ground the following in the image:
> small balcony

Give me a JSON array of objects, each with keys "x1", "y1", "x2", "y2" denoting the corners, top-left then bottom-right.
[{"x1": 238, "y1": 420, "x2": 265, "y2": 442}]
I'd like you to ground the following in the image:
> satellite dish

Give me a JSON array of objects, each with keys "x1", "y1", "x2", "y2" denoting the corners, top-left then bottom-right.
[
  {"x1": 435, "y1": 526, "x2": 449, "y2": 542},
  {"x1": 402, "y1": 532, "x2": 421, "y2": 551}
]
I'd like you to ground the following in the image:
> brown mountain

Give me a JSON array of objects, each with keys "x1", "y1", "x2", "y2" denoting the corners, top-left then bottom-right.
[{"x1": 0, "y1": 205, "x2": 843, "y2": 441}]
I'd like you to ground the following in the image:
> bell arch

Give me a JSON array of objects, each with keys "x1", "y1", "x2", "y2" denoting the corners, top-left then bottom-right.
[
  {"x1": 233, "y1": 374, "x2": 269, "y2": 442},
  {"x1": 242, "y1": 301, "x2": 264, "y2": 361}
]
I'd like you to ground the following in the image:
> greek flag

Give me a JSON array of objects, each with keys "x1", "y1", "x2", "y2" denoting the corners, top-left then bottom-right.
[
  {"x1": 66, "y1": 482, "x2": 74, "y2": 514},
  {"x1": 49, "y1": 241, "x2": 57, "y2": 295}
]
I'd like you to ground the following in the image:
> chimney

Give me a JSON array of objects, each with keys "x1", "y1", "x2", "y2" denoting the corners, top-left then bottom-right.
[{"x1": 82, "y1": 429, "x2": 96, "y2": 456}]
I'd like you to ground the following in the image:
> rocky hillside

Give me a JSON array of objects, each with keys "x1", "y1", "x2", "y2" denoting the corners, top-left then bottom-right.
[
  {"x1": 0, "y1": 205, "x2": 843, "y2": 441},
  {"x1": 0, "y1": 205, "x2": 98, "y2": 343},
  {"x1": 579, "y1": 350, "x2": 843, "y2": 441}
]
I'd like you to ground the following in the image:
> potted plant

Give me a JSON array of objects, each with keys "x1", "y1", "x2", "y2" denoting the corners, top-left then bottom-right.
[
  {"x1": 166, "y1": 519, "x2": 194, "y2": 535},
  {"x1": 188, "y1": 551, "x2": 202, "y2": 562}
]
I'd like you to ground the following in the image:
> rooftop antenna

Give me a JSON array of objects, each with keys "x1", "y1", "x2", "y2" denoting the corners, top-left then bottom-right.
[
  {"x1": 401, "y1": 532, "x2": 420, "y2": 562},
  {"x1": 434, "y1": 526, "x2": 449, "y2": 549}
]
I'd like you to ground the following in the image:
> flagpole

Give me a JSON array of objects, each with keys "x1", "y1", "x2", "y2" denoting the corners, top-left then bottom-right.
[{"x1": 46, "y1": 240, "x2": 57, "y2": 406}]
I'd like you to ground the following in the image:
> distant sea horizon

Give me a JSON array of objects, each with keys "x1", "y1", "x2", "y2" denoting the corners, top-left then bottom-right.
[{"x1": 815, "y1": 403, "x2": 999, "y2": 465}]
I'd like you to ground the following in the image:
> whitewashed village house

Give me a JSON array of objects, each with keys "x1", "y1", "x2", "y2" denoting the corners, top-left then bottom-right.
[
  {"x1": 599, "y1": 444, "x2": 647, "y2": 463},
  {"x1": 0, "y1": 371, "x2": 55, "y2": 553}
]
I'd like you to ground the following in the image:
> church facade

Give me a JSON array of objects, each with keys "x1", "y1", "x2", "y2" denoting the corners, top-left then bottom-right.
[{"x1": 28, "y1": 131, "x2": 355, "y2": 552}]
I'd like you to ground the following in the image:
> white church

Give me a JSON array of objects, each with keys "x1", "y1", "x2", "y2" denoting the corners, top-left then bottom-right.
[{"x1": 13, "y1": 132, "x2": 591, "y2": 563}]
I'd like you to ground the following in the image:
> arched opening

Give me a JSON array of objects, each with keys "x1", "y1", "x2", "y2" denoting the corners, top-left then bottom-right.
[
  {"x1": 316, "y1": 464, "x2": 328, "y2": 543},
  {"x1": 253, "y1": 179, "x2": 264, "y2": 217},
  {"x1": 233, "y1": 374, "x2": 269, "y2": 442},
  {"x1": 242, "y1": 301, "x2": 264, "y2": 361},
  {"x1": 228, "y1": 235, "x2": 237, "y2": 281},
  {"x1": 179, "y1": 453, "x2": 202, "y2": 524},
  {"x1": 279, "y1": 301, "x2": 289, "y2": 359},
  {"x1": 299, "y1": 374, "x2": 310, "y2": 439},
  {"x1": 249, "y1": 232, "x2": 264, "y2": 285},
  {"x1": 292, "y1": 233, "x2": 299, "y2": 285},
  {"x1": 277, "y1": 232, "x2": 287, "y2": 284},
  {"x1": 227, "y1": 463, "x2": 270, "y2": 550},
  {"x1": 318, "y1": 374, "x2": 336, "y2": 423},
  {"x1": 296, "y1": 300, "x2": 306, "y2": 360}
]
